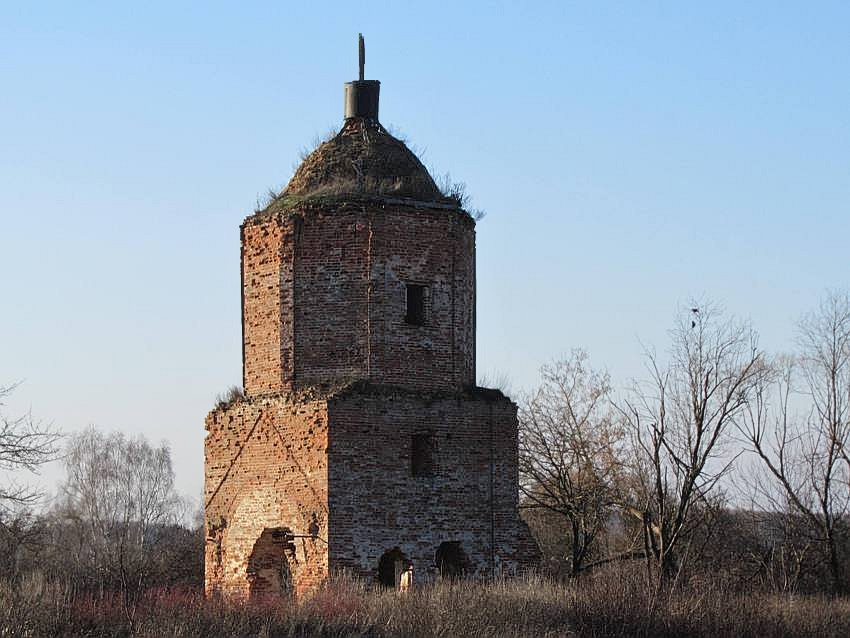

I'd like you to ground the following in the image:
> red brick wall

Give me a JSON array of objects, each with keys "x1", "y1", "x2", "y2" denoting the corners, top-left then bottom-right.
[
  {"x1": 241, "y1": 221, "x2": 295, "y2": 396},
  {"x1": 204, "y1": 396, "x2": 329, "y2": 597},
  {"x1": 365, "y1": 207, "x2": 475, "y2": 391},
  {"x1": 241, "y1": 204, "x2": 475, "y2": 397},
  {"x1": 212, "y1": 199, "x2": 537, "y2": 599},
  {"x1": 325, "y1": 387, "x2": 537, "y2": 581},
  {"x1": 292, "y1": 210, "x2": 371, "y2": 385}
]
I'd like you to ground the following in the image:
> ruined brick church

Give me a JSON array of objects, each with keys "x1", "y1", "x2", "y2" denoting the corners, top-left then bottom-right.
[{"x1": 204, "y1": 40, "x2": 538, "y2": 598}]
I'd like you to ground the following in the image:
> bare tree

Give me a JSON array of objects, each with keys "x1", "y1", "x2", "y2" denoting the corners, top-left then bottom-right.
[
  {"x1": 740, "y1": 292, "x2": 850, "y2": 594},
  {"x1": 0, "y1": 383, "x2": 60, "y2": 510},
  {"x1": 519, "y1": 350, "x2": 626, "y2": 575},
  {"x1": 57, "y1": 428, "x2": 182, "y2": 624},
  {"x1": 621, "y1": 302, "x2": 763, "y2": 583}
]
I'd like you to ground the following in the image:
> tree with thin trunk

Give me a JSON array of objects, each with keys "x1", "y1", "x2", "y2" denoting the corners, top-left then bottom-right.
[
  {"x1": 519, "y1": 350, "x2": 626, "y2": 575},
  {"x1": 0, "y1": 383, "x2": 60, "y2": 586},
  {"x1": 739, "y1": 291, "x2": 850, "y2": 594},
  {"x1": 0, "y1": 382, "x2": 60, "y2": 511},
  {"x1": 621, "y1": 301, "x2": 763, "y2": 583},
  {"x1": 57, "y1": 428, "x2": 182, "y2": 627}
]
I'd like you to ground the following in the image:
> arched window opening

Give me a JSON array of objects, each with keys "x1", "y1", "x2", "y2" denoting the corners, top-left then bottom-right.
[
  {"x1": 247, "y1": 527, "x2": 295, "y2": 599},
  {"x1": 377, "y1": 547, "x2": 408, "y2": 588},
  {"x1": 435, "y1": 541, "x2": 469, "y2": 580}
]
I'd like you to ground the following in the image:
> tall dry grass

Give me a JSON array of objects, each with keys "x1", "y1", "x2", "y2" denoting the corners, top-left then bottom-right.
[{"x1": 2, "y1": 569, "x2": 849, "y2": 637}]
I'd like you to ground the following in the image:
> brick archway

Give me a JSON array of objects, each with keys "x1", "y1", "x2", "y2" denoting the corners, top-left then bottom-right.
[
  {"x1": 435, "y1": 541, "x2": 470, "y2": 579},
  {"x1": 377, "y1": 547, "x2": 408, "y2": 588},
  {"x1": 247, "y1": 527, "x2": 295, "y2": 599},
  {"x1": 223, "y1": 486, "x2": 301, "y2": 598}
]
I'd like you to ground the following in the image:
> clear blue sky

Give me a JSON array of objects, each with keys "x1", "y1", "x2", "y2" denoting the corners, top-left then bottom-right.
[{"x1": 1, "y1": 2, "x2": 848, "y2": 501}]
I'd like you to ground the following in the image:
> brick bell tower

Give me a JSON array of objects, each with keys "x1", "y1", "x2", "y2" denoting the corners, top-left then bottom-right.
[{"x1": 204, "y1": 36, "x2": 539, "y2": 598}]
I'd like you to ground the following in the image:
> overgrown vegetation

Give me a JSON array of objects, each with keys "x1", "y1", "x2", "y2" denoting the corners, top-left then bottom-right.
[
  {"x1": 0, "y1": 429, "x2": 203, "y2": 633},
  {"x1": 214, "y1": 385, "x2": 246, "y2": 411},
  {"x1": 3, "y1": 570, "x2": 850, "y2": 637},
  {"x1": 433, "y1": 172, "x2": 486, "y2": 220},
  {"x1": 253, "y1": 125, "x2": 486, "y2": 220}
]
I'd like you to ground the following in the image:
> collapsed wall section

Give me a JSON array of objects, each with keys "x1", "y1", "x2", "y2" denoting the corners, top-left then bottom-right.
[
  {"x1": 325, "y1": 386, "x2": 538, "y2": 582},
  {"x1": 204, "y1": 396, "x2": 330, "y2": 598}
]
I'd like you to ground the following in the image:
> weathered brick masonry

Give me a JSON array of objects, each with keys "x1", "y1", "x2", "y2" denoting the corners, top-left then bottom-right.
[
  {"x1": 205, "y1": 66, "x2": 538, "y2": 598},
  {"x1": 205, "y1": 395, "x2": 329, "y2": 596},
  {"x1": 327, "y1": 385, "x2": 539, "y2": 580},
  {"x1": 241, "y1": 202, "x2": 475, "y2": 397}
]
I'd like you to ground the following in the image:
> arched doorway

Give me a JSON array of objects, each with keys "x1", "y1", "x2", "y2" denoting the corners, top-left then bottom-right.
[
  {"x1": 377, "y1": 547, "x2": 408, "y2": 588},
  {"x1": 246, "y1": 527, "x2": 296, "y2": 599},
  {"x1": 435, "y1": 541, "x2": 469, "y2": 579}
]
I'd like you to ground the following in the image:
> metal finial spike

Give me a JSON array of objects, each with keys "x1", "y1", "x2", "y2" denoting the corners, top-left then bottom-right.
[
  {"x1": 358, "y1": 34, "x2": 365, "y2": 81},
  {"x1": 344, "y1": 35, "x2": 379, "y2": 121}
]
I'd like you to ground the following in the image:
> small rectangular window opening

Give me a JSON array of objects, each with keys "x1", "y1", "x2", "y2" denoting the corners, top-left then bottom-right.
[
  {"x1": 405, "y1": 284, "x2": 427, "y2": 326},
  {"x1": 411, "y1": 433, "x2": 436, "y2": 477}
]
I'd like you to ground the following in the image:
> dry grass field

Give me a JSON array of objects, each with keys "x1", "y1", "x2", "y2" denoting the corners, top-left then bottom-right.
[{"x1": 3, "y1": 570, "x2": 850, "y2": 637}]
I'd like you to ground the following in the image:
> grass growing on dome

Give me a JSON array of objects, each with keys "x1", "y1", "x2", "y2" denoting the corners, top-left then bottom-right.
[
  {"x1": 433, "y1": 172, "x2": 486, "y2": 220},
  {"x1": 251, "y1": 122, "x2": 486, "y2": 220}
]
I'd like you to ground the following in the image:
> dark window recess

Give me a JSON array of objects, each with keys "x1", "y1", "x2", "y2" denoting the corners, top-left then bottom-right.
[
  {"x1": 377, "y1": 547, "x2": 408, "y2": 588},
  {"x1": 405, "y1": 284, "x2": 427, "y2": 325},
  {"x1": 411, "y1": 433, "x2": 436, "y2": 477},
  {"x1": 435, "y1": 541, "x2": 470, "y2": 579}
]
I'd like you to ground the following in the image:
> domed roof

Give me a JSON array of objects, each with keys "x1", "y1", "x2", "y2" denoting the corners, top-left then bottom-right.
[{"x1": 282, "y1": 118, "x2": 449, "y2": 203}]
